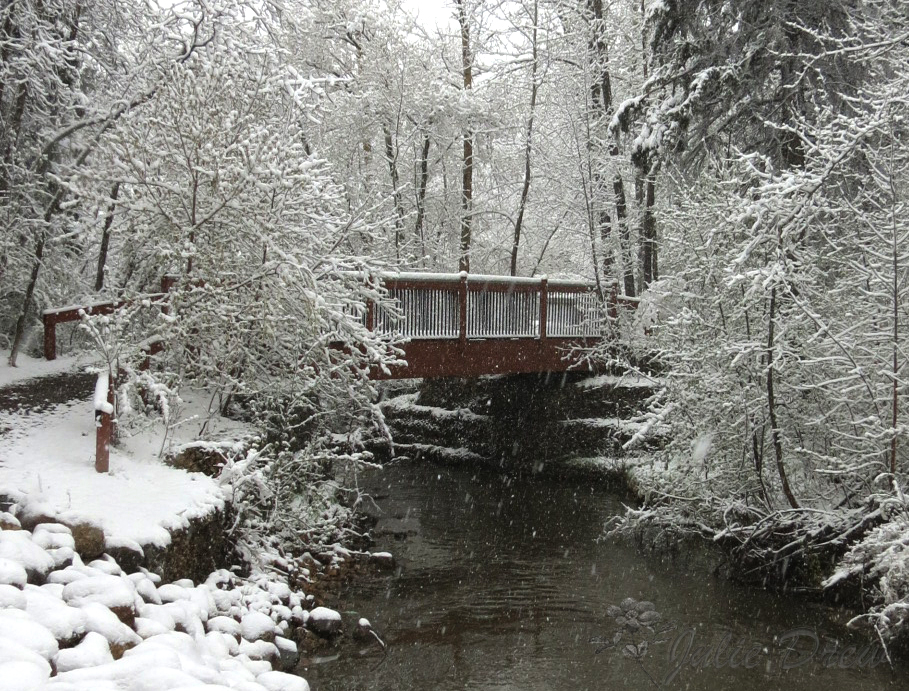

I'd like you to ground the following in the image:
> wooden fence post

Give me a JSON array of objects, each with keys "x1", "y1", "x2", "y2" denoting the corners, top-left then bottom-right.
[
  {"x1": 94, "y1": 373, "x2": 114, "y2": 473},
  {"x1": 458, "y1": 272, "x2": 468, "y2": 346},
  {"x1": 43, "y1": 313, "x2": 57, "y2": 360},
  {"x1": 539, "y1": 276, "x2": 548, "y2": 342}
]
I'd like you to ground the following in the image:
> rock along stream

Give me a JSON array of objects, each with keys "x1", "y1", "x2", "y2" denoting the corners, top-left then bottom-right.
[{"x1": 300, "y1": 459, "x2": 901, "y2": 690}]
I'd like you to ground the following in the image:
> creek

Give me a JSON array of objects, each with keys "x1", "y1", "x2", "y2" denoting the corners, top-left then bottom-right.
[{"x1": 301, "y1": 459, "x2": 901, "y2": 690}]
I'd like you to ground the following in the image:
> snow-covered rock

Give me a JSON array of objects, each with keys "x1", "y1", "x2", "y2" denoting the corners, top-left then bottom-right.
[
  {"x1": 65, "y1": 521, "x2": 106, "y2": 561},
  {"x1": 257, "y1": 670, "x2": 310, "y2": 691},
  {"x1": 63, "y1": 573, "x2": 138, "y2": 627},
  {"x1": 207, "y1": 615, "x2": 242, "y2": 638},
  {"x1": 0, "y1": 583, "x2": 27, "y2": 609},
  {"x1": 241, "y1": 610, "x2": 277, "y2": 642},
  {"x1": 158, "y1": 582, "x2": 193, "y2": 603},
  {"x1": 305, "y1": 606, "x2": 342, "y2": 637},
  {"x1": 80, "y1": 602, "x2": 142, "y2": 656},
  {"x1": 0, "y1": 608, "x2": 60, "y2": 660},
  {"x1": 239, "y1": 638, "x2": 279, "y2": 661},
  {"x1": 23, "y1": 584, "x2": 86, "y2": 644},
  {"x1": 55, "y1": 631, "x2": 114, "y2": 672},
  {"x1": 0, "y1": 658, "x2": 51, "y2": 691},
  {"x1": 0, "y1": 512, "x2": 21, "y2": 530},
  {"x1": 0, "y1": 556, "x2": 28, "y2": 588},
  {"x1": 0, "y1": 532, "x2": 55, "y2": 583}
]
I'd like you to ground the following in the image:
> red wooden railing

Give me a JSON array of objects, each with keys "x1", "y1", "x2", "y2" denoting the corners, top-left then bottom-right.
[
  {"x1": 44, "y1": 272, "x2": 637, "y2": 381},
  {"x1": 42, "y1": 276, "x2": 176, "y2": 361},
  {"x1": 367, "y1": 272, "x2": 627, "y2": 343},
  {"x1": 363, "y1": 272, "x2": 638, "y2": 379}
]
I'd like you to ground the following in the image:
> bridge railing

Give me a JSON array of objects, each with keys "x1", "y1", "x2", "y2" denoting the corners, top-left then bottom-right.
[{"x1": 365, "y1": 272, "x2": 630, "y2": 342}]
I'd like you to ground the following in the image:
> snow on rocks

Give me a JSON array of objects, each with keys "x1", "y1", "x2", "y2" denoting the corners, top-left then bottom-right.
[
  {"x1": 0, "y1": 523, "x2": 315, "y2": 690},
  {"x1": 55, "y1": 631, "x2": 114, "y2": 673},
  {"x1": 257, "y1": 671, "x2": 310, "y2": 691},
  {"x1": 23, "y1": 584, "x2": 86, "y2": 644},
  {"x1": 0, "y1": 531, "x2": 55, "y2": 583},
  {"x1": 0, "y1": 512, "x2": 21, "y2": 530},
  {"x1": 0, "y1": 556, "x2": 28, "y2": 587},
  {"x1": 241, "y1": 610, "x2": 277, "y2": 642},
  {"x1": 305, "y1": 606, "x2": 342, "y2": 637},
  {"x1": 0, "y1": 583, "x2": 27, "y2": 608},
  {"x1": 0, "y1": 608, "x2": 60, "y2": 660}
]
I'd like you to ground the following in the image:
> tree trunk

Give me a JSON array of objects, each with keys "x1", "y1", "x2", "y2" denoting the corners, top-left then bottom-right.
[
  {"x1": 414, "y1": 133, "x2": 431, "y2": 265},
  {"x1": 95, "y1": 182, "x2": 120, "y2": 291},
  {"x1": 382, "y1": 124, "x2": 405, "y2": 261},
  {"x1": 767, "y1": 286, "x2": 800, "y2": 510},
  {"x1": 509, "y1": 0, "x2": 538, "y2": 277},
  {"x1": 8, "y1": 232, "x2": 45, "y2": 367},
  {"x1": 457, "y1": 0, "x2": 473, "y2": 273},
  {"x1": 585, "y1": 0, "x2": 620, "y2": 282},
  {"x1": 614, "y1": 174, "x2": 635, "y2": 296},
  {"x1": 640, "y1": 173, "x2": 657, "y2": 288}
]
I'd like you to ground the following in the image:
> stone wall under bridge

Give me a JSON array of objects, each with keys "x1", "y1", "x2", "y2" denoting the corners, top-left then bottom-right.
[{"x1": 371, "y1": 370, "x2": 665, "y2": 480}]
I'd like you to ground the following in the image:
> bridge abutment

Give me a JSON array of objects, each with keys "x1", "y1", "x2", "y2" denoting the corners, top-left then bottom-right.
[{"x1": 374, "y1": 370, "x2": 664, "y2": 479}]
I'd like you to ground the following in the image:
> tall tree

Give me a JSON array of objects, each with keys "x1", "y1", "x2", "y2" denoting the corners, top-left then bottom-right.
[{"x1": 456, "y1": 0, "x2": 474, "y2": 273}]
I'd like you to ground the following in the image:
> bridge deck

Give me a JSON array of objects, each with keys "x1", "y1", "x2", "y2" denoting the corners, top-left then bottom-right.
[{"x1": 365, "y1": 272, "x2": 636, "y2": 379}]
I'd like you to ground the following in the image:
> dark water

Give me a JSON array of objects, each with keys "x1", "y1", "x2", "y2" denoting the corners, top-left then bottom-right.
[{"x1": 301, "y1": 461, "x2": 901, "y2": 690}]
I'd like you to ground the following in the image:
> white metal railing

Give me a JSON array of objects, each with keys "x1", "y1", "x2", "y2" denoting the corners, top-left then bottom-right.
[
  {"x1": 362, "y1": 272, "x2": 609, "y2": 341},
  {"x1": 467, "y1": 290, "x2": 539, "y2": 338},
  {"x1": 547, "y1": 289, "x2": 601, "y2": 337}
]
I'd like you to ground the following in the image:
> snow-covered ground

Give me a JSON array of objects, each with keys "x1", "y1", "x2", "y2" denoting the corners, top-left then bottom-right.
[
  {"x1": 0, "y1": 354, "x2": 328, "y2": 690},
  {"x1": 0, "y1": 352, "x2": 96, "y2": 390},
  {"x1": 0, "y1": 363, "x2": 250, "y2": 552}
]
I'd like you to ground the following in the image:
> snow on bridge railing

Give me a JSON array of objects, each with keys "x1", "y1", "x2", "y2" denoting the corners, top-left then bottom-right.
[{"x1": 345, "y1": 271, "x2": 634, "y2": 342}]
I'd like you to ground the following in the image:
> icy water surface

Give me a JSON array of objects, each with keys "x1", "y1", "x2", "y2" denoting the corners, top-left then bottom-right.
[{"x1": 301, "y1": 460, "x2": 901, "y2": 690}]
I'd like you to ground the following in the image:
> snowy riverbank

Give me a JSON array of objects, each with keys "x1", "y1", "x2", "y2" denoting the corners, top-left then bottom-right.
[{"x1": 0, "y1": 356, "x2": 350, "y2": 689}]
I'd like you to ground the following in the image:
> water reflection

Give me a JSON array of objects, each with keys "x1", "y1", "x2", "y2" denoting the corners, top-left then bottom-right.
[{"x1": 301, "y1": 460, "x2": 900, "y2": 690}]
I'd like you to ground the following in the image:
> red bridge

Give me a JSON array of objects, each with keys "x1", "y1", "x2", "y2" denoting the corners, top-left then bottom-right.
[
  {"x1": 365, "y1": 272, "x2": 636, "y2": 379},
  {"x1": 43, "y1": 273, "x2": 637, "y2": 380}
]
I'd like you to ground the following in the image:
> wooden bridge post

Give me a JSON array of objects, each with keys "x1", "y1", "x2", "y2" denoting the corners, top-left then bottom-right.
[
  {"x1": 458, "y1": 272, "x2": 468, "y2": 346},
  {"x1": 43, "y1": 313, "x2": 57, "y2": 360},
  {"x1": 94, "y1": 373, "x2": 114, "y2": 473},
  {"x1": 539, "y1": 276, "x2": 548, "y2": 342}
]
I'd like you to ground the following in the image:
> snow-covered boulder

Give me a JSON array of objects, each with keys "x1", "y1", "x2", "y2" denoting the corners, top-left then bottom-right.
[
  {"x1": 239, "y1": 638, "x2": 279, "y2": 662},
  {"x1": 0, "y1": 556, "x2": 28, "y2": 588},
  {"x1": 0, "y1": 609, "x2": 59, "y2": 661},
  {"x1": 0, "y1": 512, "x2": 21, "y2": 530},
  {"x1": 0, "y1": 531, "x2": 55, "y2": 583},
  {"x1": 207, "y1": 615, "x2": 242, "y2": 638},
  {"x1": 0, "y1": 583, "x2": 27, "y2": 609},
  {"x1": 305, "y1": 607, "x2": 342, "y2": 638},
  {"x1": 0, "y1": 659, "x2": 51, "y2": 691},
  {"x1": 80, "y1": 602, "x2": 142, "y2": 658},
  {"x1": 64, "y1": 521, "x2": 106, "y2": 561},
  {"x1": 23, "y1": 584, "x2": 86, "y2": 645},
  {"x1": 257, "y1": 670, "x2": 310, "y2": 691},
  {"x1": 55, "y1": 631, "x2": 114, "y2": 673},
  {"x1": 63, "y1": 574, "x2": 138, "y2": 627},
  {"x1": 274, "y1": 636, "x2": 299, "y2": 671},
  {"x1": 241, "y1": 610, "x2": 277, "y2": 642}
]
